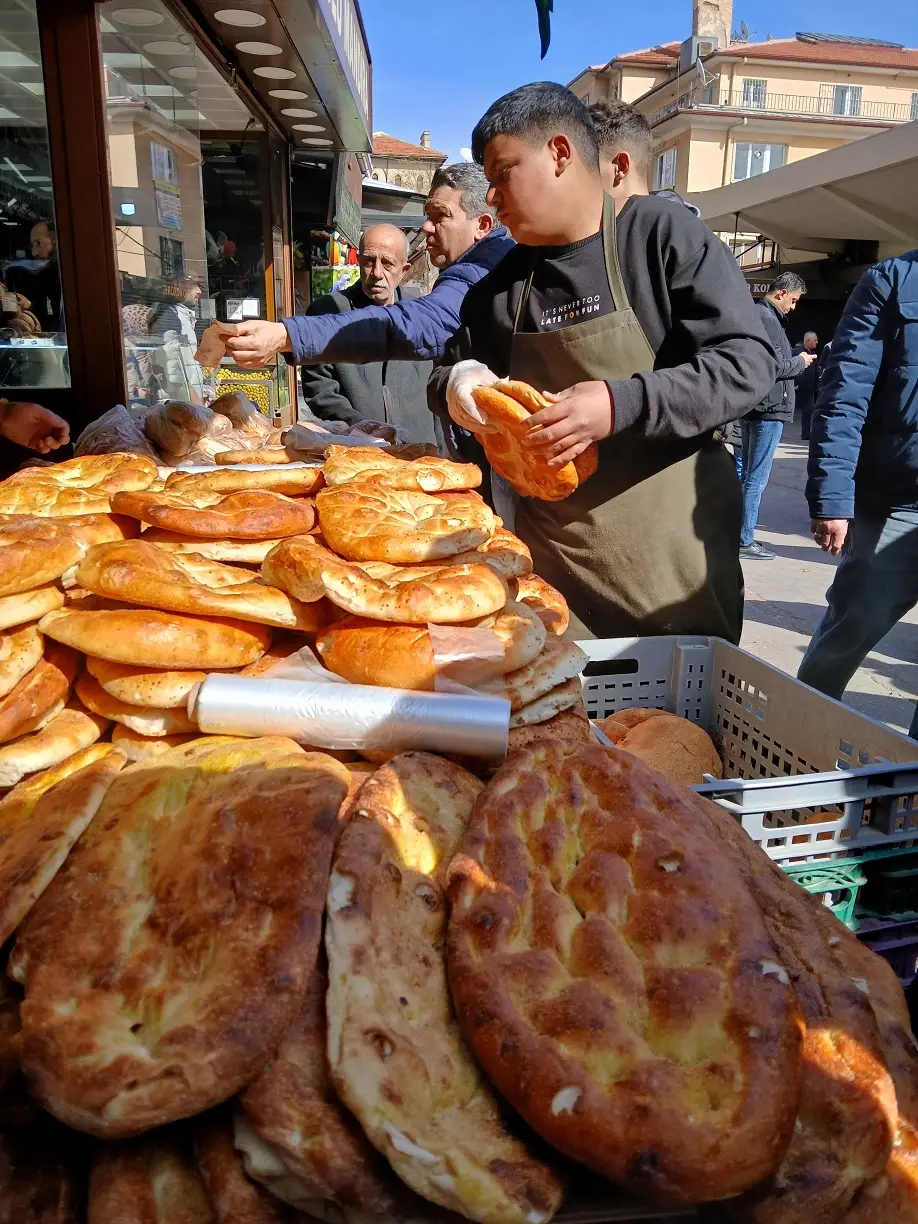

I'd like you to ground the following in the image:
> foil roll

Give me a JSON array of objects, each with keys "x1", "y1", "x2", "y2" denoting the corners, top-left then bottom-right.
[{"x1": 190, "y1": 674, "x2": 510, "y2": 758}]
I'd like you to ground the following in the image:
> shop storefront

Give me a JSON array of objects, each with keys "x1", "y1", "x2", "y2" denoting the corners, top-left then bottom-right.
[{"x1": 0, "y1": 0, "x2": 371, "y2": 436}]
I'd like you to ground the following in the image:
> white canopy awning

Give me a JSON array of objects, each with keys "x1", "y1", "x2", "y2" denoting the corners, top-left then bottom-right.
[{"x1": 690, "y1": 122, "x2": 918, "y2": 259}]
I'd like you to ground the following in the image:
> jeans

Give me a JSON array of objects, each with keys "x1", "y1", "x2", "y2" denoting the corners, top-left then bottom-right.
[
  {"x1": 797, "y1": 510, "x2": 918, "y2": 739},
  {"x1": 740, "y1": 418, "x2": 784, "y2": 547}
]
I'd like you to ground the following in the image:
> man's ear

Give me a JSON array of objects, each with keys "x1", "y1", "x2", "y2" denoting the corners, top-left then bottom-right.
[
  {"x1": 613, "y1": 151, "x2": 631, "y2": 184},
  {"x1": 548, "y1": 133, "x2": 573, "y2": 175},
  {"x1": 476, "y1": 212, "x2": 496, "y2": 239}
]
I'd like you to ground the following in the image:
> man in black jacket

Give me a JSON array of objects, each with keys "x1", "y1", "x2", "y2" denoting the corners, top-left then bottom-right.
[
  {"x1": 739, "y1": 273, "x2": 815, "y2": 560},
  {"x1": 793, "y1": 330, "x2": 820, "y2": 440},
  {"x1": 300, "y1": 224, "x2": 437, "y2": 445}
]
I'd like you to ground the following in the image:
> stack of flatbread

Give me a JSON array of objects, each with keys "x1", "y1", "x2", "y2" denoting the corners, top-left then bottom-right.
[{"x1": 261, "y1": 445, "x2": 593, "y2": 763}]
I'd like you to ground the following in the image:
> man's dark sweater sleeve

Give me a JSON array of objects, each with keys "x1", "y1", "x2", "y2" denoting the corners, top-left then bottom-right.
[{"x1": 609, "y1": 211, "x2": 777, "y2": 440}]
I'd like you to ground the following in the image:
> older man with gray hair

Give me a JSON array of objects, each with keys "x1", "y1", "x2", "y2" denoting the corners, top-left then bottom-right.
[{"x1": 225, "y1": 163, "x2": 514, "y2": 382}]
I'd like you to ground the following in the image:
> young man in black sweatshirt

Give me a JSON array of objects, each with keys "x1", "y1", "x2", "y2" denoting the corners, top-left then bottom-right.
[{"x1": 431, "y1": 83, "x2": 776, "y2": 642}]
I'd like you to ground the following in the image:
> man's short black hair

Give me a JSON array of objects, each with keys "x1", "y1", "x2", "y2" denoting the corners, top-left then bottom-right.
[
  {"x1": 588, "y1": 99, "x2": 652, "y2": 180},
  {"x1": 471, "y1": 82, "x2": 599, "y2": 172},
  {"x1": 768, "y1": 271, "x2": 807, "y2": 295}
]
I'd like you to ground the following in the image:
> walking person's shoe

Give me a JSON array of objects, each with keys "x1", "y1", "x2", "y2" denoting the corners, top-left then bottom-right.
[{"x1": 739, "y1": 541, "x2": 777, "y2": 560}]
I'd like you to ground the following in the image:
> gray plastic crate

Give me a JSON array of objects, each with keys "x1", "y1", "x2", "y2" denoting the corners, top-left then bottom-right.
[{"x1": 578, "y1": 636, "x2": 918, "y2": 862}]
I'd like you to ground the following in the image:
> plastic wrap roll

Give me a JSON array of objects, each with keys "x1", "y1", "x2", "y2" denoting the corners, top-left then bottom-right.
[{"x1": 190, "y1": 674, "x2": 510, "y2": 757}]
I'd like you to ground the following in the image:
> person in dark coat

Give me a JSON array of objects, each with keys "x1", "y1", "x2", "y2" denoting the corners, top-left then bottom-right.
[
  {"x1": 738, "y1": 273, "x2": 816, "y2": 560},
  {"x1": 222, "y1": 164, "x2": 514, "y2": 369},
  {"x1": 798, "y1": 248, "x2": 918, "y2": 739},
  {"x1": 300, "y1": 224, "x2": 437, "y2": 445},
  {"x1": 793, "y1": 330, "x2": 820, "y2": 440}
]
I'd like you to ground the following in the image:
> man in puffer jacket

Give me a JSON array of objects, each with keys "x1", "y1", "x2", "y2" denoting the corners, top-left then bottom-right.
[{"x1": 798, "y1": 249, "x2": 918, "y2": 739}]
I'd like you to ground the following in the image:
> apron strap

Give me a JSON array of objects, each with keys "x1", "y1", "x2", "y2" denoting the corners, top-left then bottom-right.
[
  {"x1": 512, "y1": 262, "x2": 536, "y2": 335},
  {"x1": 601, "y1": 194, "x2": 630, "y2": 315}
]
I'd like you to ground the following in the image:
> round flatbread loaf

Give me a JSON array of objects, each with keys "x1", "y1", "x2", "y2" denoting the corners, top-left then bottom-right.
[
  {"x1": 0, "y1": 624, "x2": 44, "y2": 700},
  {"x1": 216, "y1": 448, "x2": 291, "y2": 465},
  {"x1": 447, "y1": 527, "x2": 533, "y2": 580},
  {"x1": 509, "y1": 676, "x2": 583, "y2": 727},
  {"x1": 110, "y1": 725, "x2": 201, "y2": 763},
  {"x1": 0, "y1": 585, "x2": 65, "y2": 632},
  {"x1": 140, "y1": 528, "x2": 284, "y2": 564},
  {"x1": 510, "y1": 573, "x2": 569, "y2": 636},
  {"x1": 76, "y1": 540, "x2": 327, "y2": 631},
  {"x1": 479, "y1": 634, "x2": 588, "y2": 711},
  {"x1": 316, "y1": 600, "x2": 546, "y2": 691},
  {"x1": 0, "y1": 703, "x2": 109, "y2": 789},
  {"x1": 325, "y1": 752, "x2": 562, "y2": 1223},
  {"x1": 470, "y1": 381, "x2": 598, "y2": 502},
  {"x1": 0, "y1": 743, "x2": 124, "y2": 947},
  {"x1": 86, "y1": 656, "x2": 211, "y2": 709},
  {"x1": 9, "y1": 453, "x2": 157, "y2": 494},
  {"x1": 316, "y1": 482, "x2": 496, "y2": 564},
  {"x1": 39, "y1": 607, "x2": 272, "y2": 670},
  {"x1": 322, "y1": 445, "x2": 481, "y2": 492},
  {"x1": 75, "y1": 673, "x2": 196, "y2": 737},
  {"x1": 0, "y1": 520, "x2": 88, "y2": 597},
  {"x1": 166, "y1": 466, "x2": 324, "y2": 497},
  {"x1": 14, "y1": 737, "x2": 350, "y2": 1138},
  {"x1": 507, "y1": 705, "x2": 592, "y2": 752},
  {"x1": 263, "y1": 536, "x2": 507, "y2": 624},
  {"x1": 111, "y1": 489, "x2": 315, "y2": 540},
  {"x1": 615, "y1": 712, "x2": 724, "y2": 786},
  {"x1": 446, "y1": 741, "x2": 803, "y2": 1204},
  {"x1": 0, "y1": 643, "x2": 78, "y2": 746}
]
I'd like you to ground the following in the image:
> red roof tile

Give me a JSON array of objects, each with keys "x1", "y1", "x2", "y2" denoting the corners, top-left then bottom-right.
[
  {"x1": 715, "y1": 37, "x2": 918, "y2": 69},
  {"x1": 372, "y1": 132, "x2": 447, "y2": 160},
  {"x1": 613, "y1": 42, "x2": 682, "y2": 67}
]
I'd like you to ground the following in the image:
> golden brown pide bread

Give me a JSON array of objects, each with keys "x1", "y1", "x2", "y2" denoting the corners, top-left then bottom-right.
[
  {"x1": 240, "y1": 958, "x2": 401, "y2": 1215},
  {"x1": 88, "y1": 1135, "x2": 215, "y2": 1224},
  {"x1": 12, "y1": 736, "x2": 349, "y2": 1137},
  {"x1": 325, "y1": 752, "x2": 563, "y2": 1224},
  {"x1": 0, "y1": 453, "x2": 157, "y2": 517},
  {"x1": 111, "y1": 488, "x2": 315, "y2": 540},
  {"x1": 322, "y1": 445, "x2": 481, "y2": 492},
  {"x1": 446, "y1": 741, "x2": 803, "y2": 1205},
  {"x1": 195, "y1": 1110, "x2": 290, "y2": 1224},
  {"x1": 166, "y1": 465, "x2": 324, "y2": 497},
  {"x1": 471, "y1": 381, "x2": 598, "y2": 502}
]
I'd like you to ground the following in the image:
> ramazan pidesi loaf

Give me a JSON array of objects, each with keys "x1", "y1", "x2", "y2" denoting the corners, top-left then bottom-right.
[
  {"x1": 112, "y1": 488, "x2": 315, "y2": 539},
  {"x1": 0, "y1": 642, "x2": 79, "y2": 746},
  {"x1": 86, "y1": 655, "x2": 210, "y2": 709},
  {"x1": 139, "y1": 528, "x2": 285, "y2": 564},
  {"x1": 75, "y1": 673, "x2": 196, "y2": 737},
  {"x1": 446, "y1": 742, "x2": 803, "y2": 1204},
  {"x1": 76, "y1": 540, "x2": 327, "y2": 630},
  {"x1": 447, "y1": 526, "x2": 533, "y2": 579},
  {"x1": 478, "y1": 633, "x2": 588, "y2": 711},
  {"x1": 264, "y1": 536, "x2": 507, "y2": 623},
  {"x1": 195, "y1": 1112, "x2": 290, "y2": 1224},
  {"x1": 325, "y1": 752, "x2": 563, "y2": 1224},
  {"x1": 166, "y1": 464, "x2": 324, "y2": 497},
  {"x1": 14, "y1": 737, "x2": 349, "y2": 1137},
  {"x1": 0, "y1": 624, "x2": 44, "y2": 700},
  {"x1": 0, "y1": 702, "x2": 108, "y2": 788},
  {"x1": 0, "y1": 585, "x2": 64, "y2": 632},
  {"x1": 322, "y1": 445, "x2": 481, "y2": 492},
  {"x1": 88, "y1": 1136, "x2": 215, "y2": 1224}
]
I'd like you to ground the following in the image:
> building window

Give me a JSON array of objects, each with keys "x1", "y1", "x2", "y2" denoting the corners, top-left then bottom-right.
[
  {"x1": 742, "y1": 78, "x2": 767, "y2": 108},
  {"x1": 733, "y1": 141, "x2": 787, "y2": 181},
  {"x1": 910, "y1": 92, "x2": 918, "y2": 121},
  {"x1": 0, "y1": 0, "x2": 69, "y2": 392},
  {"x1": 653, "y1": 147, "x2": 677, "y2": 190},
  {"x1": 833, "y1": 85, "x2": 862, "y2": 117},
  {"x1": 159, "y1": 237, "x2": 184, "y2": 280}
]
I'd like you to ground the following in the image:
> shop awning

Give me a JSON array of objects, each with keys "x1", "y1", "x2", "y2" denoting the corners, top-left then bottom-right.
[{"x1": 690, "y1": 122, "x2": 918, "y2": 259}]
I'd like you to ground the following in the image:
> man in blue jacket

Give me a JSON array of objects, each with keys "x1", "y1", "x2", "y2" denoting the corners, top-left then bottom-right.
[
  {"x1": 798, "y1": 249, "x2": 918, "y2": 739},
  {"x1": 224, "y1": 164, "x2": 513, "y2": 371}
]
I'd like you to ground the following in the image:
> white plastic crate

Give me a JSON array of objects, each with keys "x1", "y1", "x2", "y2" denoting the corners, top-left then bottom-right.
[{"x1": 578, "y1": 636, "x2": 918, "y2": 862}]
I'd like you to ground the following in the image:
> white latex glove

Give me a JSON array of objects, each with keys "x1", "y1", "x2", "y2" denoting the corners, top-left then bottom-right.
[{"x1": 445, "y1": 360, "x2": 501, "y2": 434}]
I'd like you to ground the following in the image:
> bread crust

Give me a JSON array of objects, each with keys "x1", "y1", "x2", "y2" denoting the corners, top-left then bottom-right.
[
  {"x1": 471, "y1": 383, "x2": 598, "y2": 502},
  {"x1": 15, "y1": 737, "x2": 349, "y2": 1137},
  {"x1": 215, "y1": 448, "x2": 292, "y2": 465},
  {"x1": 0, "y1": 642, "x2": 78, "y2": 745},
  {"x1": 447, "y1": 527, "x2": 533, "y2": 579},
  {"x1": 510, "y1": 573, "x2": 570, "y2": 635},
  {"x1": 241, "y1": 958, "x2": 402, "y2": 1214},
  {"x1": 325, "y1": 751, "x2": 563, "y2": 1224},
  {"x1": 446, "y1": 742, "x2": 803, "y2": 1204},
  {"x1": 2, "y1": 453, "x2": 157, "y2": 495},
  {"x1": 140, "y1": 530, "x2": 286, "y2": 563},
  {"x1": 316, "y1": 601, "x2": 546, "y2": 691},
  {"x1": 0, "y1": 585, "x2": 65, "y2": 632},
  {"x1": 322, "y1": 445, "x2": 481, "y2": 492},
  {"x1": 88, "y1": 1137, "x2": 215, "y2": 1224},
  {"x1": 507, "y1": 705, "x2": 593, "y2": 752},
  {"x1": 112, "y1": 489, "x2": 315, "y2": 540},
  {"x1": 615, "y1": 713, "x2": 724, "y2": 786},
  {"x1": 195, "y1": 1112, "x2": 290, "y2": 1224},
  {"x1": 0, "y1": 743, "x2": 124, "y2": 945},
  {"x1": 39, "y1": 607, "x2": 272, "y2": 669},
  {"x1": 76, "y1": 673, "x2": 196, "y2": 736},
  {"x1": 316, "y1": 482, "x2": 496, "y2": 564},
  {"x1": 0, "y1": 702, "x2": 108, "y2": 787},
  {"x1": 0, "y1": 520, "x2": 88, "y2": 597},
  {"x1": 110, "y1": 726, "x2": 201, "y2": 762},
  {"x1": 479, "y1": 635, "x2": 588, "y2": 711},
  {"x1": 166, "y1": 466, "x2": 324, "y2": 497},
  {"x1": 264, "y1": 536, "x2": 507, "y2": 624},
  {"x1": 77, "y1": 540, "x2": 326, "y2": 631},
  {"x1": 0, "y1": 623, "x2": 44, "y2": 699}
]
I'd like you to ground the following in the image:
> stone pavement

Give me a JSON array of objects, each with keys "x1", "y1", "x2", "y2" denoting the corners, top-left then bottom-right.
[{"x1": 739, "y1": 420, "x2": 917, "y2": 737}]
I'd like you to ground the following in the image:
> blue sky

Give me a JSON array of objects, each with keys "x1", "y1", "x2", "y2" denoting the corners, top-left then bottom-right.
[{"x1": 358, "y1": 0, "x2": 918, "y2": 163}]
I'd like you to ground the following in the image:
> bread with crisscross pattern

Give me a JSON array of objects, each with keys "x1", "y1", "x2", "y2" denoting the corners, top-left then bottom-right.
[
  {"x1": 13, "y1": 736, "x2": 349, "y2": 1138},
  {"x1": 446, "y1": 741, "x2": 803, "y2": 1205}
]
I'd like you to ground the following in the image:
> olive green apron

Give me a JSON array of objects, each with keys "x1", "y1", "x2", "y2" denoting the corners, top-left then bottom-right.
[{"x1": 509, "y1": 196, "x2": 743, "y2": 642}]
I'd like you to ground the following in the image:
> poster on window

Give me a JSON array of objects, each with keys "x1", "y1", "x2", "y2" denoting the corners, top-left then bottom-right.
[
  {"x1": 151, "y1": 142, "x2": 178, "y2": 187},
  {"x1": 155, "y1": 189, "x2": 183, "y2": 231}
]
